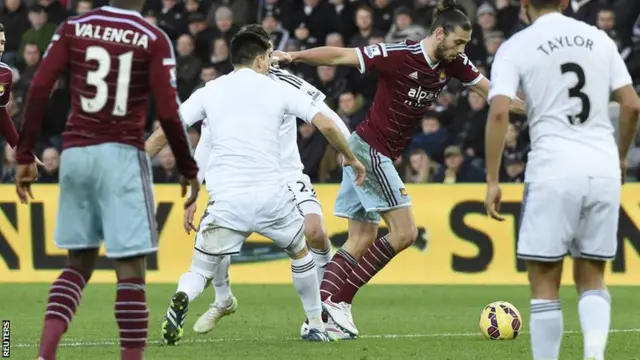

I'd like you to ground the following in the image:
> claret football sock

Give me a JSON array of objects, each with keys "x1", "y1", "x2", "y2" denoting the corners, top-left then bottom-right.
[
  {"x1": 578, "y1": 290, "x2": 611, "y2": 360},
  {"x1": 332, "y1": 236, "x2": 396, "y2": 304},
  {"x1": 38, "y1": 267, "x2": 89, "y2": 360},
  {"x1": 530, "y1": 299, "x2": 563, "y2": 360},
  {"x1": 115, "y1": 278, "x2": 148, "y2": 360},
  {"x1": 320, "y1": 248, "x2": 358, "y2": 302}
]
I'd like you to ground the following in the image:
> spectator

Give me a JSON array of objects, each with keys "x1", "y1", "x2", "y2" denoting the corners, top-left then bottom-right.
[
  {"x1": 337, "y1": 91, "x2": 367, "y2": 131},
  {"x1": 144, "y1": 10, "x2": 159, "y2": 26},
  {"x1": 212, "y1": 6, "x2": 239, "y2": 44},
  {"x1": 176, "y1": 34, "x2": 203, "y2": 101},
  {"x1": 153, "y1": 147, "x2": 181, "y2": 183},
  {"x1": 404, "y1": 148, "x2": 438, "y2": 183},
  {"x1": 184, "y1": 0, "x2": 201, "y2": 15},
  {"x1": 315, "y1": 66, "x2": 347, "y2": 109},
  {"x1": 157, "y1": 0, "x2": 186, "y2": 41},
  {"x1": 0, "y1": 0, "x2": 30, "y2": 67},
  {"x1": 292, "y1": 0, "x2": 340, "y2": 49},
  {"x1": 196, "y1": 63, "x2": 219, "y2": 89},
  {"x1": 14, "y1": 42, "x2": 40, "y2": 104},
  {"x1": 503, "y1": 155, "x2": 525, "y2": 183},
  {"x1": 433, "y1": 145, "x2": 485, "y2": 183},
  {"x1": 1, "y1": 143, "x2": 16, "y2": 183},
  {"x1": 331, "y1": 0, "x2": 357, "y2": 41},
  {"x1": 74, "y1": 0, "x2": 93, "y2": 16},
  {"x1": 37, "y1": 0, "x2": 68, "y2": 25},
  {"x1": 297, "y1": 122, "x2": 326, "y2": 182},
  {"x1": 206, "y1": 0, "x2": 256, "y2": 27},
  {"x1": 38, "y1": 147, "x2": 60, "y2": 183},
  {"x1": 371, "y1": 0, "x2": 398, "y2": 34},
  {"x1": 410, "y1": 113, "x2": 449, "y2": 164},
  {"x1": 350, "y1": 6, "x2": 379, "y2": 48},
  {"x1": 483, "y1": 31, "x2": 504, "y2": 67},
  {"x1": 261, "y1": 0, "x2": 296, "y2": 32},
  {"x1": 210, "y1": 37, "x2": 233, "y2": 74},
  {"x1": 18, "y1": 5, "x2": 56, "y2": 66},
  {"x1": 187, "y1": 12, "x2": 215, "y2": 62},
  {"x1": 385, "y1": 6, "x2": 426, "y2": 43},
  {"x1": 263, "y1": 12, "x2": 290, "y2": 51}
]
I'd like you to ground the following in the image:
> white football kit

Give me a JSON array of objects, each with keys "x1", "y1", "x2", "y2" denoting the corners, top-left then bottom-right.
[
  {"x1": 489, "y1": 13, "x2": 630, "y2": 262},
  {"x1": 179, "y1": 68, "x2": 322, "y2": 256},
  {"x1": 268, "y1": 66, "x2": 351, "y2": 216}
]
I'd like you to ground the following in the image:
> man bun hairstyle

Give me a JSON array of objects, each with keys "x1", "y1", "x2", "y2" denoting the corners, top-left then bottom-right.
[
  {"x1": 430, "y1": 0, "x2": 472, "y2": 34},
  {"x1": 230, "y1": 30, "x2": 270, "y2": 66}
]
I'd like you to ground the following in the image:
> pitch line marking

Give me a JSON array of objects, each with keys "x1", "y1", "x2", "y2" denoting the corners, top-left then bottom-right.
[{"x1": 12, "y1": 328, "x2": 640, "y2": 348}]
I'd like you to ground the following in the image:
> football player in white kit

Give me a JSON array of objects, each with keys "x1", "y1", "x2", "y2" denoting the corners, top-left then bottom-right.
[
  {"x1": 484, "y1": 1, "x2": 640, "y2": 359},
  {"x1": 147, "y1": 26, "x2": 365, "y2": 344}
]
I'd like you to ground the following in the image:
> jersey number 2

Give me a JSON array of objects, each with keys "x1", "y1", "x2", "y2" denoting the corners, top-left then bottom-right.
[
  {"x1": 560, "y1": 63, "x2": 591, "y2": 125},
  {"x1": 81, "y1": 46, "x2": 133, "y2": 116}
]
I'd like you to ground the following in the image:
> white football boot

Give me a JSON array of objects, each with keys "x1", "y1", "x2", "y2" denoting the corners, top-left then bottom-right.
[
  {"x1": 322, "y1": 296, "x2": 358, "y2": 337},
  {"x1": 300, "y1": 318, "x2": 357, "y2": 340},
  {"x1": 193, "y1": 296, "x2": 238, "y2": 334}
]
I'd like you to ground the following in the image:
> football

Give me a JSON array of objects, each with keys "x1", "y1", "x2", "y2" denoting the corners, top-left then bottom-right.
[{"x1": 479, "y1": 301, "x2": 523, "y2": 340}]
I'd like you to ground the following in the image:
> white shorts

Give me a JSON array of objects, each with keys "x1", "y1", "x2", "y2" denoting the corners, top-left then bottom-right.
[
  {"x1": 517, "y1": 177, "x2": 621, "y2": 262},
  {"x1": 194, "y1": 185, "x2": 305, "y2": 256},
  {"x1": 287, "y1": 174, "x2": 323, "y2": 216}
]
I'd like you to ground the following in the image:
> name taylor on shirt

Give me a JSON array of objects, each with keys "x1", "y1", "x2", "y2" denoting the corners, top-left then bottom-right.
[
  {"x1": 74, "y1": 23, "x2": 149, "y2": 49},
  {"x1": 536, "y1": 35, "x2": 593, "y2": 56}
]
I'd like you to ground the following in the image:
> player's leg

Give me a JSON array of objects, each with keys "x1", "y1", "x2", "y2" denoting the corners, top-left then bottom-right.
[
  {"x1": 328, "y1": 147, "x2": 414, "y2": 308},
  {"x1": 188, "y1": 227, "x2": 245, "y2": 336},
  {"x1": 571, "y1": 178, "x2": 620, "y2": 360},
  {"x1": 289, "y1": 176, "x2": 332, "y2": 281},
  {"x1": 517, "y1": 181, "x2": 583, "y2": 360},
  {"x1": 97, "y1": 144, "x2": 159, "y2": 359},
  {"x1": 37, "y1": 147, "x2": 101, "y2": 360},
  {"x1": 259, "y1": 187, "x2": 331, "y2": 342}
]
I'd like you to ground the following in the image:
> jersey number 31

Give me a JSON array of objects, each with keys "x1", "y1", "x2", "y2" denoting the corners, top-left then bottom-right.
[
  {"x1": 81, "y1": 46, "x2": 133, "y2": 116},
  {"x1": 561, "y1": 62, "x2": 590, "y2": 125}
]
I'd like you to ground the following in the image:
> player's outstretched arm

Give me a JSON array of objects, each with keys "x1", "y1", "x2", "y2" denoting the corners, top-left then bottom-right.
[
  {"x1": 470, "y1": 77, "x2": 526, "y2": 115},
  {"x1": 277, "y1": 47, "x2": 360, "y2": 68},
  {"x1": 612, "y1": 84, "x2": 640, "y2": 178}
]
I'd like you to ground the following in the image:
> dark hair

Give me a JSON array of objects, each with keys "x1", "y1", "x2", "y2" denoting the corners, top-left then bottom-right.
[
  {"x1": 528, "y1": 0, "x2": 563, "y2": 9},
  {"x1": 429, "y1": 0, "x2": 472, "y2": 34},
  {"x1": 236, "y1": 24, "x2": 271, "y2": 46},
  {"x1": 230, "y1": 31, "x2": 270, "y2": 66}
]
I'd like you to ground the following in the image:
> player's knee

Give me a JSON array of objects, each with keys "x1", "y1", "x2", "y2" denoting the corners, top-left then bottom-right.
[
  {"x1": 392, "y1": 225, "x2": 418, "y2": 250},
  {"x1": 285, "y1": 235, "x2": 308, "y2": 259},
  {"x1": 573, "y1": 258, "x2": 606, "y2": 293},
  {"x1": 527, "y1": 261, "x2": 562, "y2": 299},
  {"x1": 305, "y1": 224, "x2": 328, "y2": 250},
  {"x1": 67, "y1": 248, "x2": 99, "y2": 280},
  {"x1": 188, "y1": 249, "x2": 221, "y2": 280}
]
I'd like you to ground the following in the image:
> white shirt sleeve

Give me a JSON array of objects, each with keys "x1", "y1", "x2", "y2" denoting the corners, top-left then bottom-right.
[
  {"x1": 193, "y1": 120, "x2": 212, "y2": 184},
  {"x1": 179, "y1": 87, "x2": 206, "y2": 127},
  {"x1": 316, "y1": 101, "x2": 351, "y2": 139},
  {"x1": 487, "y1": 42, "x2": 520, "y2": 102},
  {"x1": 278, "y1": 82, "x2": 320, "y2": 123},
  {"x1": 608, "y1": 37, "x2": 633, "y2": 92}
]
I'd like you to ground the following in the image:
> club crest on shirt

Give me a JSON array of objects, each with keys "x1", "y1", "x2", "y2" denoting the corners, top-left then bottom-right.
[
  {"x1": 0, "y1": 84, "x2": 5, "y2": 96},
  {"x1": 439, "y1": 71, "x2": 447, "y2": 83}
]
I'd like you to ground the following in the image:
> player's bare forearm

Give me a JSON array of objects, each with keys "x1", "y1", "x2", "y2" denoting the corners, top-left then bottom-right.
[
  {"x1": 0, "y1": 108, "x2": 18, "y2": 148},
  {"x1": 509, "y1": 98, "x2": 527, "y2": 115},
  {"x1": 472, "y1": 79, "x2": 526, "y2": 115},
  {"x1": 612, "y1": 84, "x2": 640, "y2": 161},
  {"x1": 617, "y1": 106, "x2": 639, "y2": 161},
  {"x1": 485, "y1": 96, "x2": 511, "y2": 184},
  {"x1": 145, "y1": 128, "x2": 168, "y2": 159},
  {"x1": 158, "y1": 118, "x2": 199, "y2": 179},
  {"x1": 290, "y1": 47, "x2": 359, "y2": 67}
]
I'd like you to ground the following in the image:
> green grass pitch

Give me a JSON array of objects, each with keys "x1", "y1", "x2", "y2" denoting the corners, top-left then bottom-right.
[{"x1": 4, "y1": 285, "x2": 639, "y2": 359}]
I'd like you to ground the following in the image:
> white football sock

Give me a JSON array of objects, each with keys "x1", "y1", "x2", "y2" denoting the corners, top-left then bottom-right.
[
  {"x1": 291, "y1": 253, "x2": 323, "y2": 330},
  {"x1": 309, "y1": 247, "x2": 331, "y2": 282},
  {"x1": 213, "y1": 255, "x2": 233, "y2": 306},
  {"x1": 530, "y1": 299, "x2": 563, "y2": 360},
  {"x1": 176, "y1": 271, "x2": 207, "y2": 302},
  {"x1": 579, "y1": 290, "x2": 611, "y2": 360}
]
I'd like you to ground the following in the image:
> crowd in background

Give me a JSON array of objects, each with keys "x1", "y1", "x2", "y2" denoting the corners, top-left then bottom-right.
[{"x1": 1, "y1": 0, "x2": 640, "y2": 184}]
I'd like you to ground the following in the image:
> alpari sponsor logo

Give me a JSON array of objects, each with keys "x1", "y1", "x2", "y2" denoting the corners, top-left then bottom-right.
[{"x1": 404, "y1": 86, "x2": 438, "y2": 108}]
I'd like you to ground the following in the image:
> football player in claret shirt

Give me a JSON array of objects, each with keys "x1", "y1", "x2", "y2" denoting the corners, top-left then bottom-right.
[
  {"x1": 275, "y1": 0, "x2": 526, "y2": 338},
  {"x1": 0, "y1": 23, "x2": 19, "y2": 150},
  {"x1": 15, "y1": 1, "x2": 200, "y2": 359}
]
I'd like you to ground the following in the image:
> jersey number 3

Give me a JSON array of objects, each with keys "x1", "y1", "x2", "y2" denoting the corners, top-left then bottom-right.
[
  {"x1": 81, "y1": 46, "x2": 133, "y2": 116},
  {"x1": 560, "y1": 62, "x2": 590, "y2": 125}
]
